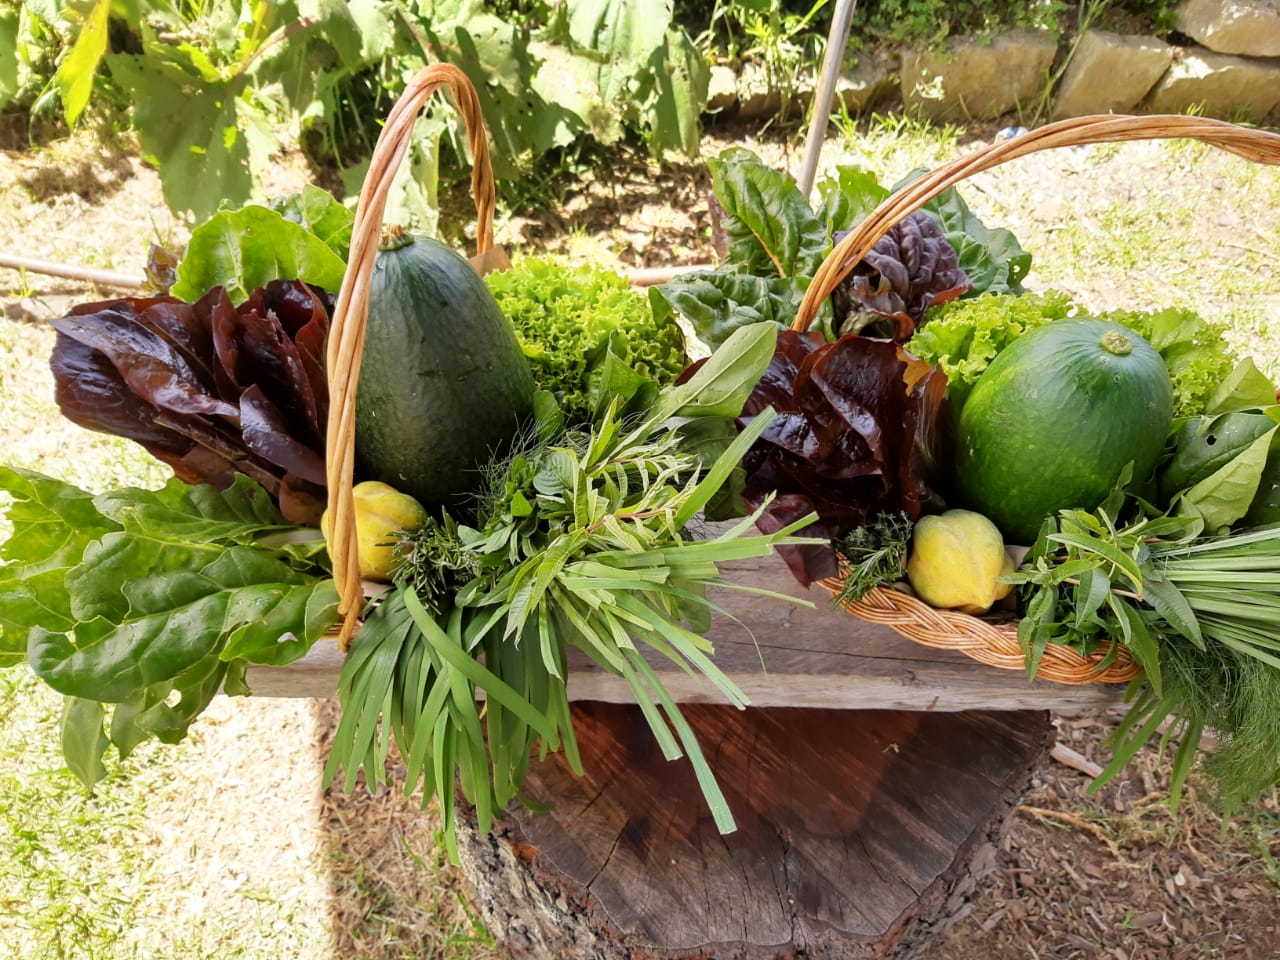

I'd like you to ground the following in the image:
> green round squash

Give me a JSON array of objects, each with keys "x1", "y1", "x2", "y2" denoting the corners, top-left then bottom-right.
[
  {"x1": 354, "y1": 230, "x2": 534, "y2": 512},
  {"x1": 953, "y1": 318, "x2": 1173, "y2": 544}
]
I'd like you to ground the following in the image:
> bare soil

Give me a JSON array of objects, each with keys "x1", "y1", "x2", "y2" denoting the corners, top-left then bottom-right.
[{"x1": 2, "y1": 113, "x2": 1279, "y2": 960}]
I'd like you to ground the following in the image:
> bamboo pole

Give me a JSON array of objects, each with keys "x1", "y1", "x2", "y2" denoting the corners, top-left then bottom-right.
[
  {"x1": 797, "y1": 0, "x2": 859, "y2": 198},
  {"x1": 0, "y1": 252, "x2": 146, "y2": 291}
]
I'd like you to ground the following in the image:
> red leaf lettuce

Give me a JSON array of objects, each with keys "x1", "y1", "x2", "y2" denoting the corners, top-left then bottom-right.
[
  {"x1": 49, "y1": 280, "x2": 332, "y2": 525},
  {"x1": 736, "y1": 331, "x2": 949, "y2": 585}
]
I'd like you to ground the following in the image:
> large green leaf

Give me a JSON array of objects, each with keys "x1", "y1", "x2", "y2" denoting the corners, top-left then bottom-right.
[
  {"x1": 1159, "y1": 412, "x2": 1278, "y2": 505},
  {"x1": 919, "y1": 184, "x2": 1031, "y2": 296},
  {"x1": 709, "y1": 148, "x2": 828, "y2": 279},
  {"x1": 0, "y1": 7, "x2": 20, "y2": 110},
  {"x1": 569, "y1": 0, "x2": 670, "y2": 104},
  {"x1": 53, "y1": 0, "x2": 111, "y2": 126},
  {"x1": 30, "y1": 544, "x2": 335, "y2": 701},
  {"x1": 269, "y1": 184, "x2": 356, "y2": 261},
  {"x1": 816, "y1": 166, "x2": 890, "y2": 236},
  {"x1": 0, "y1": 467, "x2": 119, "y2": 661},
  {"x1": 104, "y1": 52, "x2": 256, "y2": 221},
  {"x1": 528, "y1": 41, "x2": 619, "y2": 147},
  {"x1": 93, "y1": 475, "x2": 293, "y2": 543},
  {"x1": 171, "y1": 203, "x2": 349, "y2": 303},
  {"x1": 1177, "y1": 427, "x2": 1277, "y2": 532},
  {"x1": 644, "y1": 29, "x2": 708, "y2": 156},
  {"x1": 651, "y1": 269, "x2": 807, "y2": 350},
  {"x1": 421, "y1": 5, "x2": 574, "y2": 174}
]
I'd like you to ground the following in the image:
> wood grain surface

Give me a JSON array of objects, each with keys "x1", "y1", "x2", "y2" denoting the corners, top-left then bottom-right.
[
  {"x1": 246, "y1": 551, "x2": 1126, "y2": 711},
  {"x1": 455, "y1": 702, "x2": 1056, "y2": 959}
]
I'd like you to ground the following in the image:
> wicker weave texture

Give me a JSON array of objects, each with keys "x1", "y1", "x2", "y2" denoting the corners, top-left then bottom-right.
[
  {"x1": 821, "y1": 582, "x2": 1143, "y2": 684},
  {"x1": 800, "y1": 114, "x2": 1280, "y2": 684}
]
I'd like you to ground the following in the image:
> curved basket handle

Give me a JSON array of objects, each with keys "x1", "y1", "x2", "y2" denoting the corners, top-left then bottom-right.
[
  {"x1": 792, "y1": 114, "x2": 1280, "y2": 333},
  {"x1": 325, "y1": 63, "x2": 496, "y2": 650}
]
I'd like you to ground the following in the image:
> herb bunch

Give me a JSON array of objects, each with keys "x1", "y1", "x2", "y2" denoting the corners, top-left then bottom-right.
[
  {"x1": 324, "y1": 325, "x2": 822, "y2": 854},
  {"x1": 1010, "y1": 497, "x2": 1280, "y2": 812}
]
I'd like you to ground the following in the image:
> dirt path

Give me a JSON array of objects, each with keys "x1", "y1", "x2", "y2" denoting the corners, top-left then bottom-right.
[{"x1": 2, "y1": 116, "x2": 1279, "y2": 959}]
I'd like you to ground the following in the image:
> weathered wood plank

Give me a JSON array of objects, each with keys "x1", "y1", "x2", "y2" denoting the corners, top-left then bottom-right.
[
  {"x1": 243, "y1": 550, "x2": 1127, "y2": 710},
  {"x1": 454, "y1": 702, "x2": 1056, "y2": 959}
]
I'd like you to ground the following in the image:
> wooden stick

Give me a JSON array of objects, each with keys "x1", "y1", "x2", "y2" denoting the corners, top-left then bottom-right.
[
  {"x1": 797, "y1": 0, "x2": 859, "y2": 198},
  {"x1": 1051, "y1": 742, "x2": 1104, "y2": 778},
  {"x1": 0, "y1": 250, "x2": 710, "y2": 294},
  {"x1": 0, "y1": 252, "x2": 146, "y2": 291}
]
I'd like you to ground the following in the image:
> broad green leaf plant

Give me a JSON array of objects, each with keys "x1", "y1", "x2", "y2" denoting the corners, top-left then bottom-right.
[{"x1": 20, "y1": 0, "x2": 709, "y2": 222}]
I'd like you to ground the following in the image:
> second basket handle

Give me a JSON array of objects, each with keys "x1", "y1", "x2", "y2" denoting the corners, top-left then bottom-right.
[
  {"x1": 324, "y1": 62, "x2": 495, "y2": 650},
  {"x1": 792, "y1": 113, "x2": 1280, "y2": 334}
]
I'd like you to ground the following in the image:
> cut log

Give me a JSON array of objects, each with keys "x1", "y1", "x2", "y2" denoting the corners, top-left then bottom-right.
[{"x1": 456, "y1": 702, "x2": 1054, "y2": 959}]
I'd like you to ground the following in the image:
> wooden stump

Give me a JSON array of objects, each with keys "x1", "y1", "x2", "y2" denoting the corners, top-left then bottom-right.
[{"x1": 456, "y1": 702, "x2": 1054, "y2": 959}]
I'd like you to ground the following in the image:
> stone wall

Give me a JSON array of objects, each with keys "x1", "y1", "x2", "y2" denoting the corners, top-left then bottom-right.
[{"x1": 709, "y1": 0, "x2": 1280, "y2": 126}]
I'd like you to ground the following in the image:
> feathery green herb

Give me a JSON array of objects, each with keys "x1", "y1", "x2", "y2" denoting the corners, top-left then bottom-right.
[
  {"x1": 1010, "y1": 500, "x2": 1280, "y2": 812},
  {"x1": 833, "y1": 512, "x2": 914, "y2": 604}
]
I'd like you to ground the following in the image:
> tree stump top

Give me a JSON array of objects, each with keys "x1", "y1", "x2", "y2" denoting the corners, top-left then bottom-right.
[{"x1": 458, "y1": 702, "x2": 1055, "y2": 959}]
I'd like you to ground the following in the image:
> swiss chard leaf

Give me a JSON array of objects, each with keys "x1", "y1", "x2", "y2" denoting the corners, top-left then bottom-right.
[
  {"x1": 172, "y1": 203, "x2": 348, "y2": 304},
  {"x1": 30, "y1": 544, "x2": 335, "y2": 702},
  {"x1": 94, "y1": 474, "x2": 297, "y2": 545},
  {"x1": 918, "y1": 183, "x2": 1031, "y2": 297},
  {"x1": 60, "y1": 697, "x2": 109, "y2": 790},
  {"x1": 708, "y1": 147, "x2": 827, "y2": 278},
  {"x1": 0, "y1": 467, "x2": 121, "y2": 661},
  {"x1": 650, "y1": 271, "x2": 810, "y2": 352},
  {"x1": 268, "y1": 185, "x2": 355, "y2": 263},
  {"x1": 815, "y1": 166, "x2": 889, "y2": 238}
]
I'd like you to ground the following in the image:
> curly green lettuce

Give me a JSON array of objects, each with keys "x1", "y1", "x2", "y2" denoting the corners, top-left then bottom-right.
[
  {"x1": 486, "y1": 257, "x2": 689, "y2": 424},
  {"x1": 909, "y1": 292, "x2": 1242, "y2": 417}
]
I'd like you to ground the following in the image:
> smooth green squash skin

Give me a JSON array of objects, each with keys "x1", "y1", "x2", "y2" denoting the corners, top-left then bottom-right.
[
  {"x1": 953, "y1": 319, "x2": 1173, "y2": 544},
  {"x1": 355, "y1": 234, "x2": 534, "y2": 512}
]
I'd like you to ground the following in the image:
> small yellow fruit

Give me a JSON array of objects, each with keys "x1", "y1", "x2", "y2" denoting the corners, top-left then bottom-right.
[
  {"x1": 906, "y1": 509, "x2": 1015, "y2": 615},
  {"x1": 321, "y1": 481, "x2": 429, "y2": 581}
]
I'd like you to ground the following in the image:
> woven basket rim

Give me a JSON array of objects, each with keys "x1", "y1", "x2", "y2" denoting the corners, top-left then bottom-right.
[{"x1": 798, "y1": 114, "x2": 1280, "y2": 684}]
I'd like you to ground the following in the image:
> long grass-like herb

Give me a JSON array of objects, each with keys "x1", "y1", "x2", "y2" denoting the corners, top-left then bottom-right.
[
  {"x1": 1011, "y1": 506, "x2": 1280, "y2": 812},
  {"x1": 325, "y1": 324, "x2": 823, "y2": 852}
]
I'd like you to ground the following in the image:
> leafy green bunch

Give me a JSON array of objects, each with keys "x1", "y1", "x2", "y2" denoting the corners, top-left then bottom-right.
[
  {"x1": 1011, "y1": 494, "x2": 1280, "y2": 813},
  {"x1": 0, "y1": 470, "x2": 337, "y2": 787},
  {"x1": 653, "y1": 149, "x2": 1029, "y2": 351},
  {"x1": 485, "y1": 257, "x2": 690, "y2": 426},
  {"x1": 324, "y1": 324, "x2": 822, "y2": 856}
]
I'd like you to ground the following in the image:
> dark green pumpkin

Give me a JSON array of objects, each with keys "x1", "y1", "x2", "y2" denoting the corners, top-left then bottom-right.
[
  {"x1": 355, "y1": 230, "x2": 534, "y2": 511},
  {"x1": 953, "y1": 319, "x2": 1173, "y2": 544}
]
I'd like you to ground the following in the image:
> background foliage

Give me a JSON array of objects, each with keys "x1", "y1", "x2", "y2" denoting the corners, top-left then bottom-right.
[{"x1": 2, "y1": 0, "x2": 1184, "y2": 226}]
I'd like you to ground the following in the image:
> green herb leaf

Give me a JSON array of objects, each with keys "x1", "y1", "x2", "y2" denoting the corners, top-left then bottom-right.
[
  {"x1": 1205, "y1": 357, "x2": 1279, "y2": 415},
  {"x1": 659, "y1": 322, "x2": 779, "y2": 421},
  {"x1": 1175, "y1": 426, "x2": 1276, "y2": 532}
]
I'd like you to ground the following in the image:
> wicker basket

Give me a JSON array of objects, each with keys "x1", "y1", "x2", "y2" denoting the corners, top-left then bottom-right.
[
  {"x1": 324, "y1": 63, "x2": 497, "y2": 650},
  {"x1": 791, "y1": 114, "x2": 1280, "y2": 685}
]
